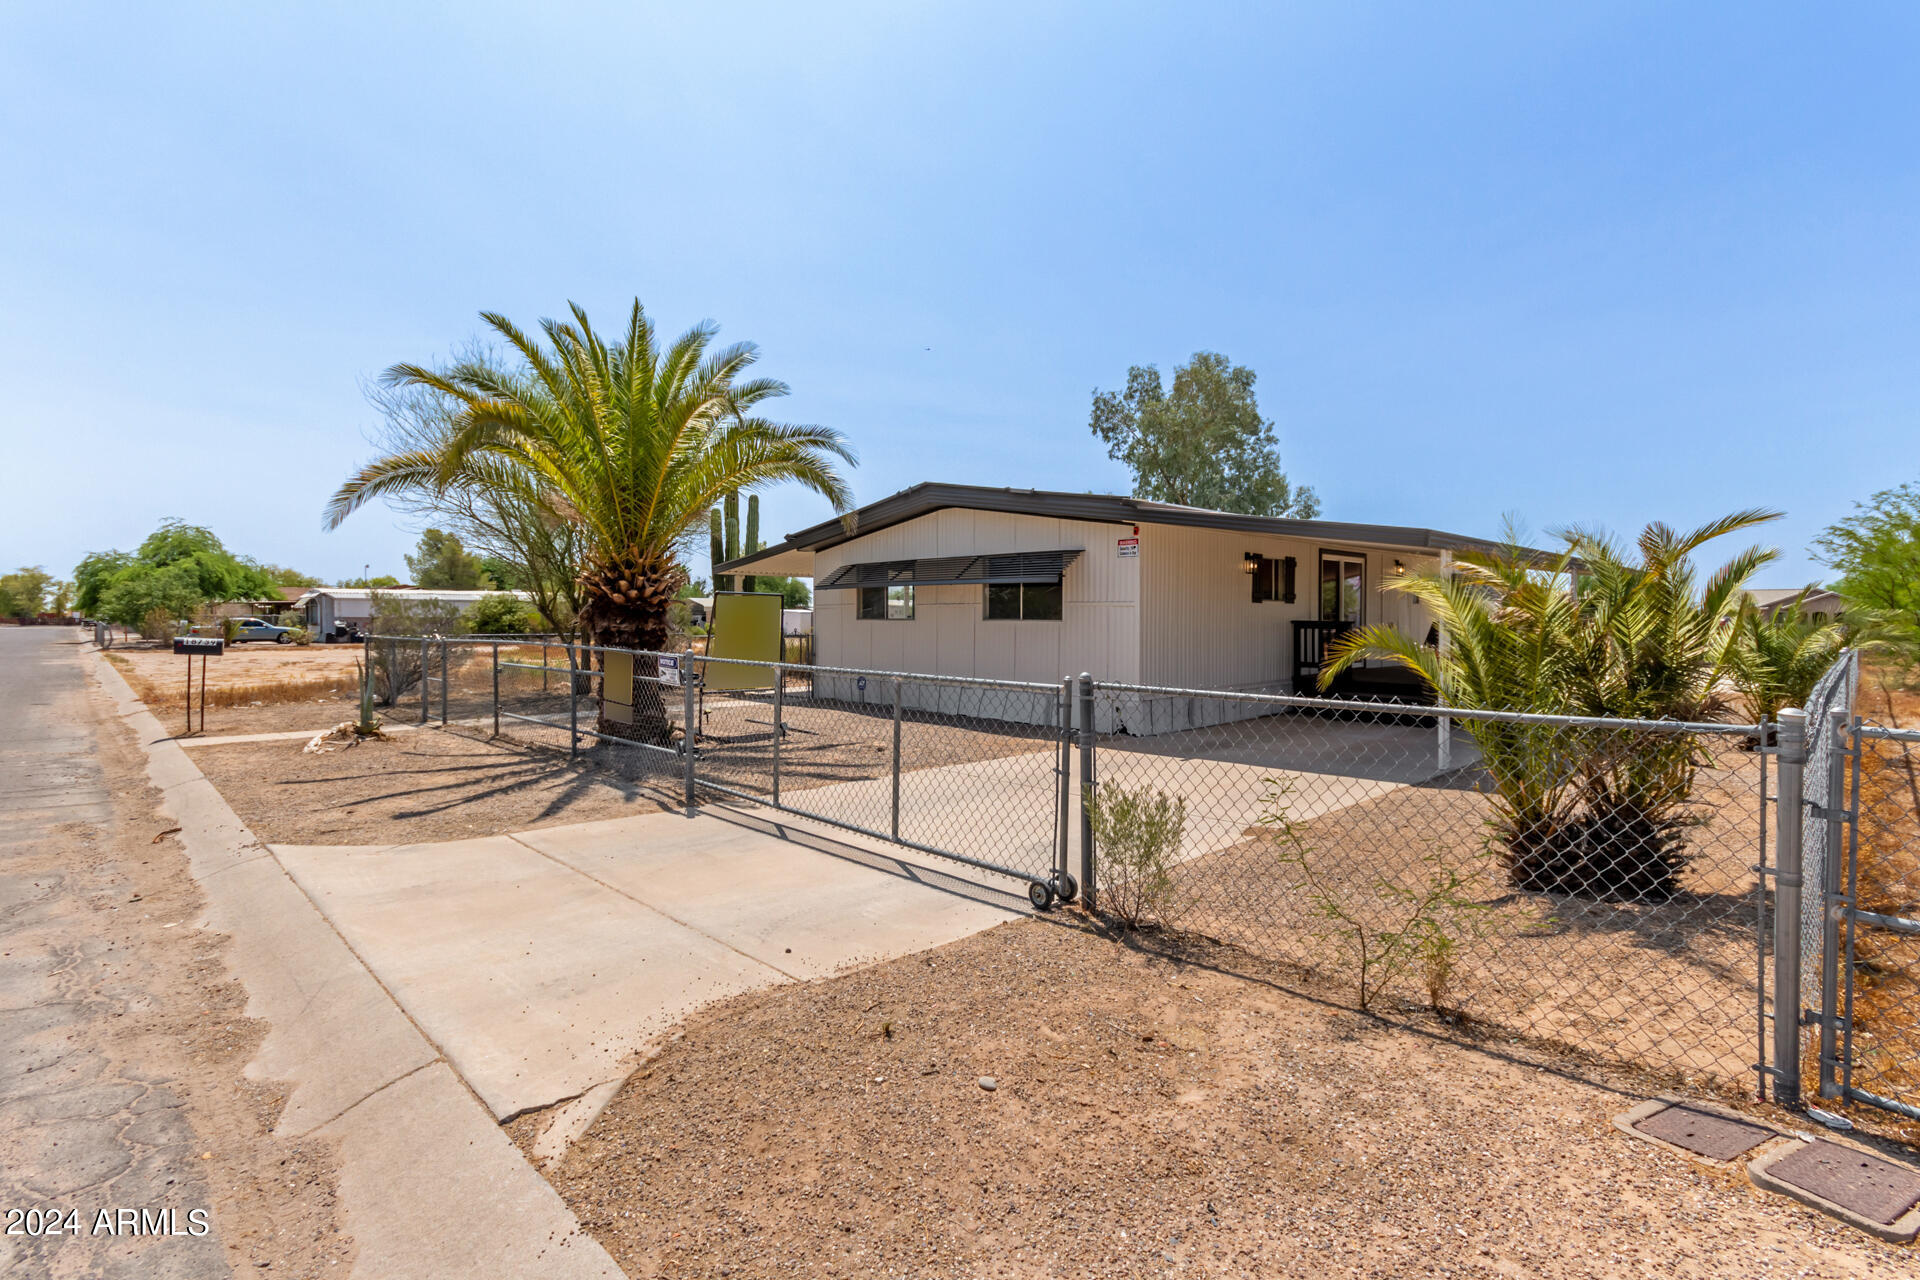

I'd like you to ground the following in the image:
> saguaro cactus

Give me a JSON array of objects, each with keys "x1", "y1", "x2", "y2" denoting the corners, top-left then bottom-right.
[
  {"x1": 744, "y1": 495, "x2": 761, "y2": 593},
  {"x1": 710, "y1": 508, "x2": 730, "y2": 593}
]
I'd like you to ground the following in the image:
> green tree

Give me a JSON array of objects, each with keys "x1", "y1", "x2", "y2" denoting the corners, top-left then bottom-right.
[
  {"x1": 1089, "y1": 352, "x2": 1318, "y2": 517},
  {"x1": 405, "y1": 528, "x2": 488, "y2": 589},
  {"x1": 1815, "y1": 482, "x2": 1920, "y2": 672},
  {"x1": 331, "y1": 299, "x2": 854, "y2": 743},
  {"x1": 71, "y1": 521, "x2": 277, "y2": 626},
  {"x1": 73, "y1": 550, "x2": 134, "y2": 616},
  {"x1": 0, "y1": 566, "x2": 53, "y2": 618},
  {"x1": 754, "y1": 575, "x2": 811, "y2": 609},
  {"x1": 462, "y1": 592, "x2": 540, "y2": 634},
  {"x1": 259, "y1": 564, "x2": 320, "y2": 587}
]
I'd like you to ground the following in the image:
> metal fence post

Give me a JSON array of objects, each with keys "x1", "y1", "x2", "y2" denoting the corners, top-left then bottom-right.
[
  {"x1": 682, "y1": 655, "x2": 698, "y2": 809},
  {"x1": 541, "y1": 640, "x2": 549, "y2": 694},
  {"x1": 1078, "y1": 673, "x2": 1097, "y2": 913},
  {"x1": 1057, "y1": 678, "x2": 1072, "y2": 892},
  {"x1": 1437, "y1": 704, "x2": 1452, "y2": 771},
  {"x1": 1773, "y1": 707, "x2": 1808, "y2": 1110},
  {"x1": 419, "y1": 637, "x2": 429, "y2": 724},
  {"x1": 440, "y1": 638, "x2": 449, "y2": 725},
  {"x1": 891, "y1": 677, "x2": 903, "y2": 841},
  {"x1": 771, "y1": 668, "x2": 784, "y2": 808},
  {"x1": 491, "y1": 641, "x2": 501, "y2": 737},
  {"x1": 567, "y1": 643, "x2": 579, "y2": 758},
  {"x1": 1818, "y1": 707, "x2": 1848, "y2": 1099},
  {"x1": 362, "y1": 632, "x2": 372, "y2": 713}
]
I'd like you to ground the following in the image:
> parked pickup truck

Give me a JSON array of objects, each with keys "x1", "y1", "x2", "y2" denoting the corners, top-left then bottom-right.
[{"x1": 187, "y1": 617, "x2": 295, "y2": 643}]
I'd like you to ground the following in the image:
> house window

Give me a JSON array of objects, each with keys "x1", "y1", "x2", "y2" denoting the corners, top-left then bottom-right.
[
  {"x1": 1319, "y1": 553, "x2": 1364, "y2": 624},
  {"x1": 1248, "y1": 555, "x2": 1297, "y2": 604},
  {"x1": 984, "y1": 582, "x2": 1063, "y2": 621},
  {"x1": 858, "y1": 585, "x2": 914, "y2": 620}
]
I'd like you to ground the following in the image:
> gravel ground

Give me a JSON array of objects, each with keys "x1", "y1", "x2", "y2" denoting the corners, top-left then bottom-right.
[{"x1": 546, "y1": 919, "x2": 1915, "y2": 1279}]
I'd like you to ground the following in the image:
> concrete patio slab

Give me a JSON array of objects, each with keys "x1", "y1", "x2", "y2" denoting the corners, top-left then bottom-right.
[{"x1": 752, "y1": 746, "x2": 1416, "y2": 879}]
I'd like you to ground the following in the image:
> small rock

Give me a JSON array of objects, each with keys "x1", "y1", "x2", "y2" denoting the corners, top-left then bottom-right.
[{"x1": 978, "y1": 1076, "x2": 997, "y2": 1091}]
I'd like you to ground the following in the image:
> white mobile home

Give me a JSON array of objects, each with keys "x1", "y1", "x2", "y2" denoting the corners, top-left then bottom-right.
[
  {"x1": 294, "y1": 587, "x2": 533, "y2": 640},
  {"x1": 721, "y1": 484, "x2": 1519, "y2": 731}
]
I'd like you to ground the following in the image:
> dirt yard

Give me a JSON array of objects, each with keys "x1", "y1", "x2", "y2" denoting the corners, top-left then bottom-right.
[
  {"x1": 106, "y1": 644, "x2": 365, "y2": 735},
  {"x1": 1165, "y1": 742, "x2": 1769, "y2": 1094},
  {"x1": 542, "y1": 919, "x2": 1914, "y2": 1279},
  {"x1": 184, "y1": 728, "x2": 680, "y2": 845}
]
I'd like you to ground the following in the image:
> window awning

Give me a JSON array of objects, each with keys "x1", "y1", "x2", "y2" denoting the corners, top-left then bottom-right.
[{"x1": 817, "y1": 549, "x2": 1082, "y2": 591}]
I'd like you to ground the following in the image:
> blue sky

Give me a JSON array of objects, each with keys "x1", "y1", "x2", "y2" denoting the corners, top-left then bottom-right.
[{"x1": 3, "y1": 2, "x2": 1914, "y2": 588}]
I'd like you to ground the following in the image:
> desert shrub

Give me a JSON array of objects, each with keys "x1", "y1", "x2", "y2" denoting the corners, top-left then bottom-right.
[
  {"x1": 1261, "y1": 779, "x2": 1487, "y2": 1012},
  {"x1": 463, "y1": 592, "x2": 540, "y2": 635},
  {"x1": 366, "y1": 591, "x2": 464, "y2": 705},
  {"x1": 1086, "y1": 782, "x2": 1186, "y2": 929},
  {"x1": 137, "y1": 607, "x2": 178, "y2": 641},
  {"x1": 287, "y1": 627, "x2": 313, "y2": 646}
]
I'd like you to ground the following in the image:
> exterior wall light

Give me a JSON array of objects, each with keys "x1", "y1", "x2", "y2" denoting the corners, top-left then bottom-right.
[
  {"x1": 1243, "y1": 553, "x2": 1260, "y2": 574},
  {"x1": 1393, "y1": 559, "x2": 1406, "y2": 576}
]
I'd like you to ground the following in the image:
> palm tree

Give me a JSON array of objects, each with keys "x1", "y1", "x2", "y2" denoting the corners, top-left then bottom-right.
[
  {"x1": 331, "y1": 300, "x2": 855, "y2": 742},
  {"x1": 1732, "y1": 590, "x2": 1847, "y2": 724},
  {"x1": 1324, "y1": 511, "x2": 1780, "y2": 900}
]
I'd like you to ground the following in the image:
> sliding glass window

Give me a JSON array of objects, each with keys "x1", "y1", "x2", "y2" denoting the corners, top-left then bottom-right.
[{"x1": 983, "y1": 582, "x2": 1062, "y2": 621}]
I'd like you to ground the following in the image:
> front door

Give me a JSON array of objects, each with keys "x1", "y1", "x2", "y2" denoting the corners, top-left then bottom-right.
[{"x1": 1319, "y1": 553, "x2": 1364, "y2": 625}]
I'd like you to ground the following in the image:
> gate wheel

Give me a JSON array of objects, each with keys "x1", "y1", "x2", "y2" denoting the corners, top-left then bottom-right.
[
  {"x1": 1027, "y1": 880, "x2": 1056, "y2": 911},
  {"x1": 1052, "y1": 872, "x2": 1078, "y2": 904}
]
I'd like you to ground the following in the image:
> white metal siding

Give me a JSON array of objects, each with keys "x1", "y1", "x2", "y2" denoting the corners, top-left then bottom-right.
[
  {"x1": 812, "y1": 510, "x2": 1141, "y2": 686},
  {"x1": 1133, "y1": 522, "x2": 1440, "y2": 729}
]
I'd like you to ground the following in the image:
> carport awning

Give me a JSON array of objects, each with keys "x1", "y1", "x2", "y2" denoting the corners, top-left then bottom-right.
[{"x1": 816, "y1": 549, "x2": 1083, "y2": 591}]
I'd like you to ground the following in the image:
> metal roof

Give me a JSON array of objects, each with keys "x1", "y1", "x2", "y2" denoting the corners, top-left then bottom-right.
[
  {"x1": 719, "y1": 482, "x2": 1548, "y2": 574},
  {"x1": 816, "y1": 550, "x2": 1083, "y2": 591}
]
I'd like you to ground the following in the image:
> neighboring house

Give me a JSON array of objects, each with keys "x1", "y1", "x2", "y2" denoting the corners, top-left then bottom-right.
[
  {"x1": 1746, "y1": 587, "x2": 1846, "y2": 624},
  {"x1": 293, "y1": 587, "x2": 533, "y2": 639},
  {"x1": 720, "y1": 483, "x2": 1542, "y2": 731}
]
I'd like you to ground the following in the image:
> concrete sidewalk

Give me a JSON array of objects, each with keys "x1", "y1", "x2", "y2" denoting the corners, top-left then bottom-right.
[
  {"x1": 92, "y1": 651, "x2": 626, "y2": 1280},
  {"x1": 273, "y1": 809, "x2": 1025, "y2": 1122}
]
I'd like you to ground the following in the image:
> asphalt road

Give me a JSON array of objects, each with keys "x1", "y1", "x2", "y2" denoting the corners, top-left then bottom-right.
[{"x1": 0, "y1": 627, "x2": 229, "y2": 1279}]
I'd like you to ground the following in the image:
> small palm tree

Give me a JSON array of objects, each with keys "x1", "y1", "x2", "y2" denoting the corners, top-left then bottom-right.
[
  {"x1": 1733, "y1": 590, "x2": 1847, "y2": 723},
  {"x1": 1325, "y1": 511, "x2": 1780, "y2": 900},
  {"x1": 333, "y1": 300, "x2": 854, "y2": 743}
]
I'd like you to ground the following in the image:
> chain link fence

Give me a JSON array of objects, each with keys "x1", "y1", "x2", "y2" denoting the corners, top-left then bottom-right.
[
  {"x1": 1084, "y1": 680, "x2": 1770, "y2": 1093},
  {"x1": 1837, "y1": 718, "x2": 1920, "y2": 1120},
  {"x1": 361, "y1": 636, "x2": 1917, "y2": 1104}
]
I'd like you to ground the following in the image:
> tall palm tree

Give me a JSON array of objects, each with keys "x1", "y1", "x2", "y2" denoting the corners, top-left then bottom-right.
[
  {"x1": 331, "y1": 299, "x2": 855, "y2": 742},
  {"x1": 1323, "y1": 511, "x2": 1780, "y2": 900}
]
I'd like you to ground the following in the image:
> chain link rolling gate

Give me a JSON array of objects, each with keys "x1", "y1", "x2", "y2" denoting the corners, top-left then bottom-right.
[{"x1": 364, "y1": 637, "x2": 1920, "y2": 1114}]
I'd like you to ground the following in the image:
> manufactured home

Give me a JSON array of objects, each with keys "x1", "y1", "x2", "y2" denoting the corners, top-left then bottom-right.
[
  {"x1": 293, "y1": 587, "x2": 534, "y2": 640},
  {"x1": 721, "y1": 484, "x2": 1520, "y2": 731}
]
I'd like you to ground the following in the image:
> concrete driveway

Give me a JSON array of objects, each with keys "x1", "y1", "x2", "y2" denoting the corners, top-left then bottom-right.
[{"x1": 272, "y1": 808, "x2": 1026, "y2": 1122}]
